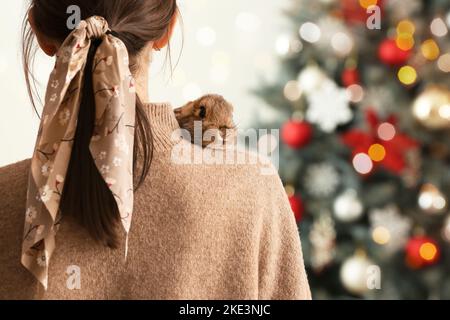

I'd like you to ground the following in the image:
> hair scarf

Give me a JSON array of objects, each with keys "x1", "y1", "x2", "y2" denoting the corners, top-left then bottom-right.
[{"x1": 21, "y1": 16, "x2": 136, "y2": 289}]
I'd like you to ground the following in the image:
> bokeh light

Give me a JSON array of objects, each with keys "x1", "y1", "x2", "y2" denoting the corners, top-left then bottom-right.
[
  {"x1": 353, "y1": 153, "x2": 374, "y2": 175},
  {"x1": 421, "y1": 39, "x2": 440, "y2": 61},
  {"x1": 284, "y1": 81, "x2": 303, "y2": 101},
  {"x1": 437, "y1": 53, "x2": 450, "y2": 72},
  {"x1": 413, "y1": 96, "x2": 432, "y2": 120},
  {"x1": 346, "y1": 84, "x2": 364, "y2": 103},
  {"x1": 398, "y1": 66, "x2": 417, "y2": 85},
  {"x1": 331, "y1": 32, "x2": 354, "y2": 56},
  {"x1": 299, "y1": 22, "x2": 321, "y2": 43},
  {"x1": 275, "y1": 34, "x2": 291, "y2": 56},
  {"x1": 419, "y1": 242, "x2": 438, "y2": 261},
  {"x1": 397, "y1": 20, "x2": 416, "y2": 35},
  {"x1": 368, "y1": 144, "x2": 386, "y2": 162},
  {"x1": 430, "y1": 18, "x2": 448, "y2": 37},
  {"x1": 418, "y1": 184, "x2": 447, "y2": 213},
  {"x1": 372, "y1": 226, "x2": 391, "y2": 245},
  {"x1": 290, "y1": 39, "x2": 303, "y2": 53},
  {"x1": 439, "y1": 104, "x2": 450, "y2": 120},
  {"x1": 396, "y1": 33, "x2": 415, "y2": 51},
  {"x1": 377, "y1": 123, "x2": 396, "y2": 141}
]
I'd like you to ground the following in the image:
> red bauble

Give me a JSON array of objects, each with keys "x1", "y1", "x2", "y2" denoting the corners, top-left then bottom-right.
[
  {"x1": 405, "y1": 236, "x2": 440, "y2": 269},
  {"x1": 289, "y1": 195, "x2": 304, "y2": 222},
  {"x1": 281, "y1": 120, "x2": 312, "y2": 149},
  {"x1": 342, "y1": 68, "x2": 360, "y2": 87},
  {"x1": 378, "y1": 39, "x2": 411, "y2": 66}
]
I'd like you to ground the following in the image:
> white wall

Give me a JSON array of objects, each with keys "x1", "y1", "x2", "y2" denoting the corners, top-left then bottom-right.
[{"x1": 0, "y1": 0, "x2": 289, "y2": 166}]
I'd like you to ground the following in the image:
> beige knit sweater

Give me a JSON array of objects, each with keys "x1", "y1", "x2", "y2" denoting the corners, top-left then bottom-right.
[{"x1": 0, "y1": 103, "x2": 311, "y2": 300}]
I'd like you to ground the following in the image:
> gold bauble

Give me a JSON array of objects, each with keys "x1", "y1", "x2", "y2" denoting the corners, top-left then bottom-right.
[{"x1": 412, "y1": 86, "x2": 450, "y2": 130}]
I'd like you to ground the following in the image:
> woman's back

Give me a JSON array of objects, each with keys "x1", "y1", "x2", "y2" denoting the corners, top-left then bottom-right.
[{"x1": 0, "y1": 104, "x2": 311, "y2": 299}]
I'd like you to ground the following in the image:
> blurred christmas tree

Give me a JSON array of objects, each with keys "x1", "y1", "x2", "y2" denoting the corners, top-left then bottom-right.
[{"x1": 255, "y1": 0, "x2": 450, "y2": 299}]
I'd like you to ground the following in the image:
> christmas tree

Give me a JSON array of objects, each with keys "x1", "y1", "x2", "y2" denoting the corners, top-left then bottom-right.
[{"x1": 255, "y1": 0, "x2": 450, "y2": 299}]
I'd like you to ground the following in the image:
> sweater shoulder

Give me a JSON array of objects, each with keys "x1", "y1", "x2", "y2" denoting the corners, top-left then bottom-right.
[
  {"x1": 0, "y1": 159, "x2": 37, "y2": 299},
  {"x1": 0, "y1": 159, "x2": 31, "y2": 207},
  {"x1": 0, "y1": 158, "x2": 31, "y2": 239},
  {"x1": 0, "y1": 159, "x2": 31, "y2": 186},
  {"x1": 152, "y1": 143, "x2": 287, "y2": 215}
]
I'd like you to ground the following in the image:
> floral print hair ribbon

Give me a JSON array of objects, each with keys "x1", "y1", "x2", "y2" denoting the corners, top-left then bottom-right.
[{"x1": 22, "y1": 16, "x2": 136, "y2": 289}]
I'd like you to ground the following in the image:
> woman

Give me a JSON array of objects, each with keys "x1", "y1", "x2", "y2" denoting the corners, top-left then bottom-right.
[{"x1": 0, "y1": 0, "x2": 311, "y2": 300}]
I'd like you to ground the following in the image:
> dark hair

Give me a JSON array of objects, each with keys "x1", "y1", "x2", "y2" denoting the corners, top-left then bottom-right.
[{"x1": 22, "y1": 0, "x2": 178, "y2": 248}]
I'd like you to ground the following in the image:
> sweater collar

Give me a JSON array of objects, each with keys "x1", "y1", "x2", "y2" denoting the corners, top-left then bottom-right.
[{"x1": 145, "y1": 102, "x2": 181, "y2": 151}]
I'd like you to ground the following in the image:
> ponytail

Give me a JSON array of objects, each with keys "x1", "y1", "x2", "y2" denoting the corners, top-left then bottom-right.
[{"x1": 60, "y1": 35, "x2": 153, "y2": 248}]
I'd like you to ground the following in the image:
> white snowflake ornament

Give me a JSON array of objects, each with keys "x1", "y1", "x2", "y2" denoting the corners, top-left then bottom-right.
[
  {"x1": 306, "y1": 82, "x2": 353, "y2": 133},
  {"x1": 369, "y1": 205, "x2": 412, "y2": 254},
  {"x1": 304, "y1": 163, "x2": 340, "y2": 197}
]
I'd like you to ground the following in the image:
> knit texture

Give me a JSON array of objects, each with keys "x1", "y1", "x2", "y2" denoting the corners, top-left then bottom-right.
[{"x1": 0, "y1": 103, "x2": 311, "y2": 300}]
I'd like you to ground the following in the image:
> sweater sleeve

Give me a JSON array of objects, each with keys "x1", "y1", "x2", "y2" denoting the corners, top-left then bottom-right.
[{"x1": 258, "y1": 170, "x2": 311, "y2": 300}]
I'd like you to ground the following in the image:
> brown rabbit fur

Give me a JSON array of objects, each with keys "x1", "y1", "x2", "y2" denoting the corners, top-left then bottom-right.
[{"x1": 174, "y1": 94, "x2": 236, "y2": 148}]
